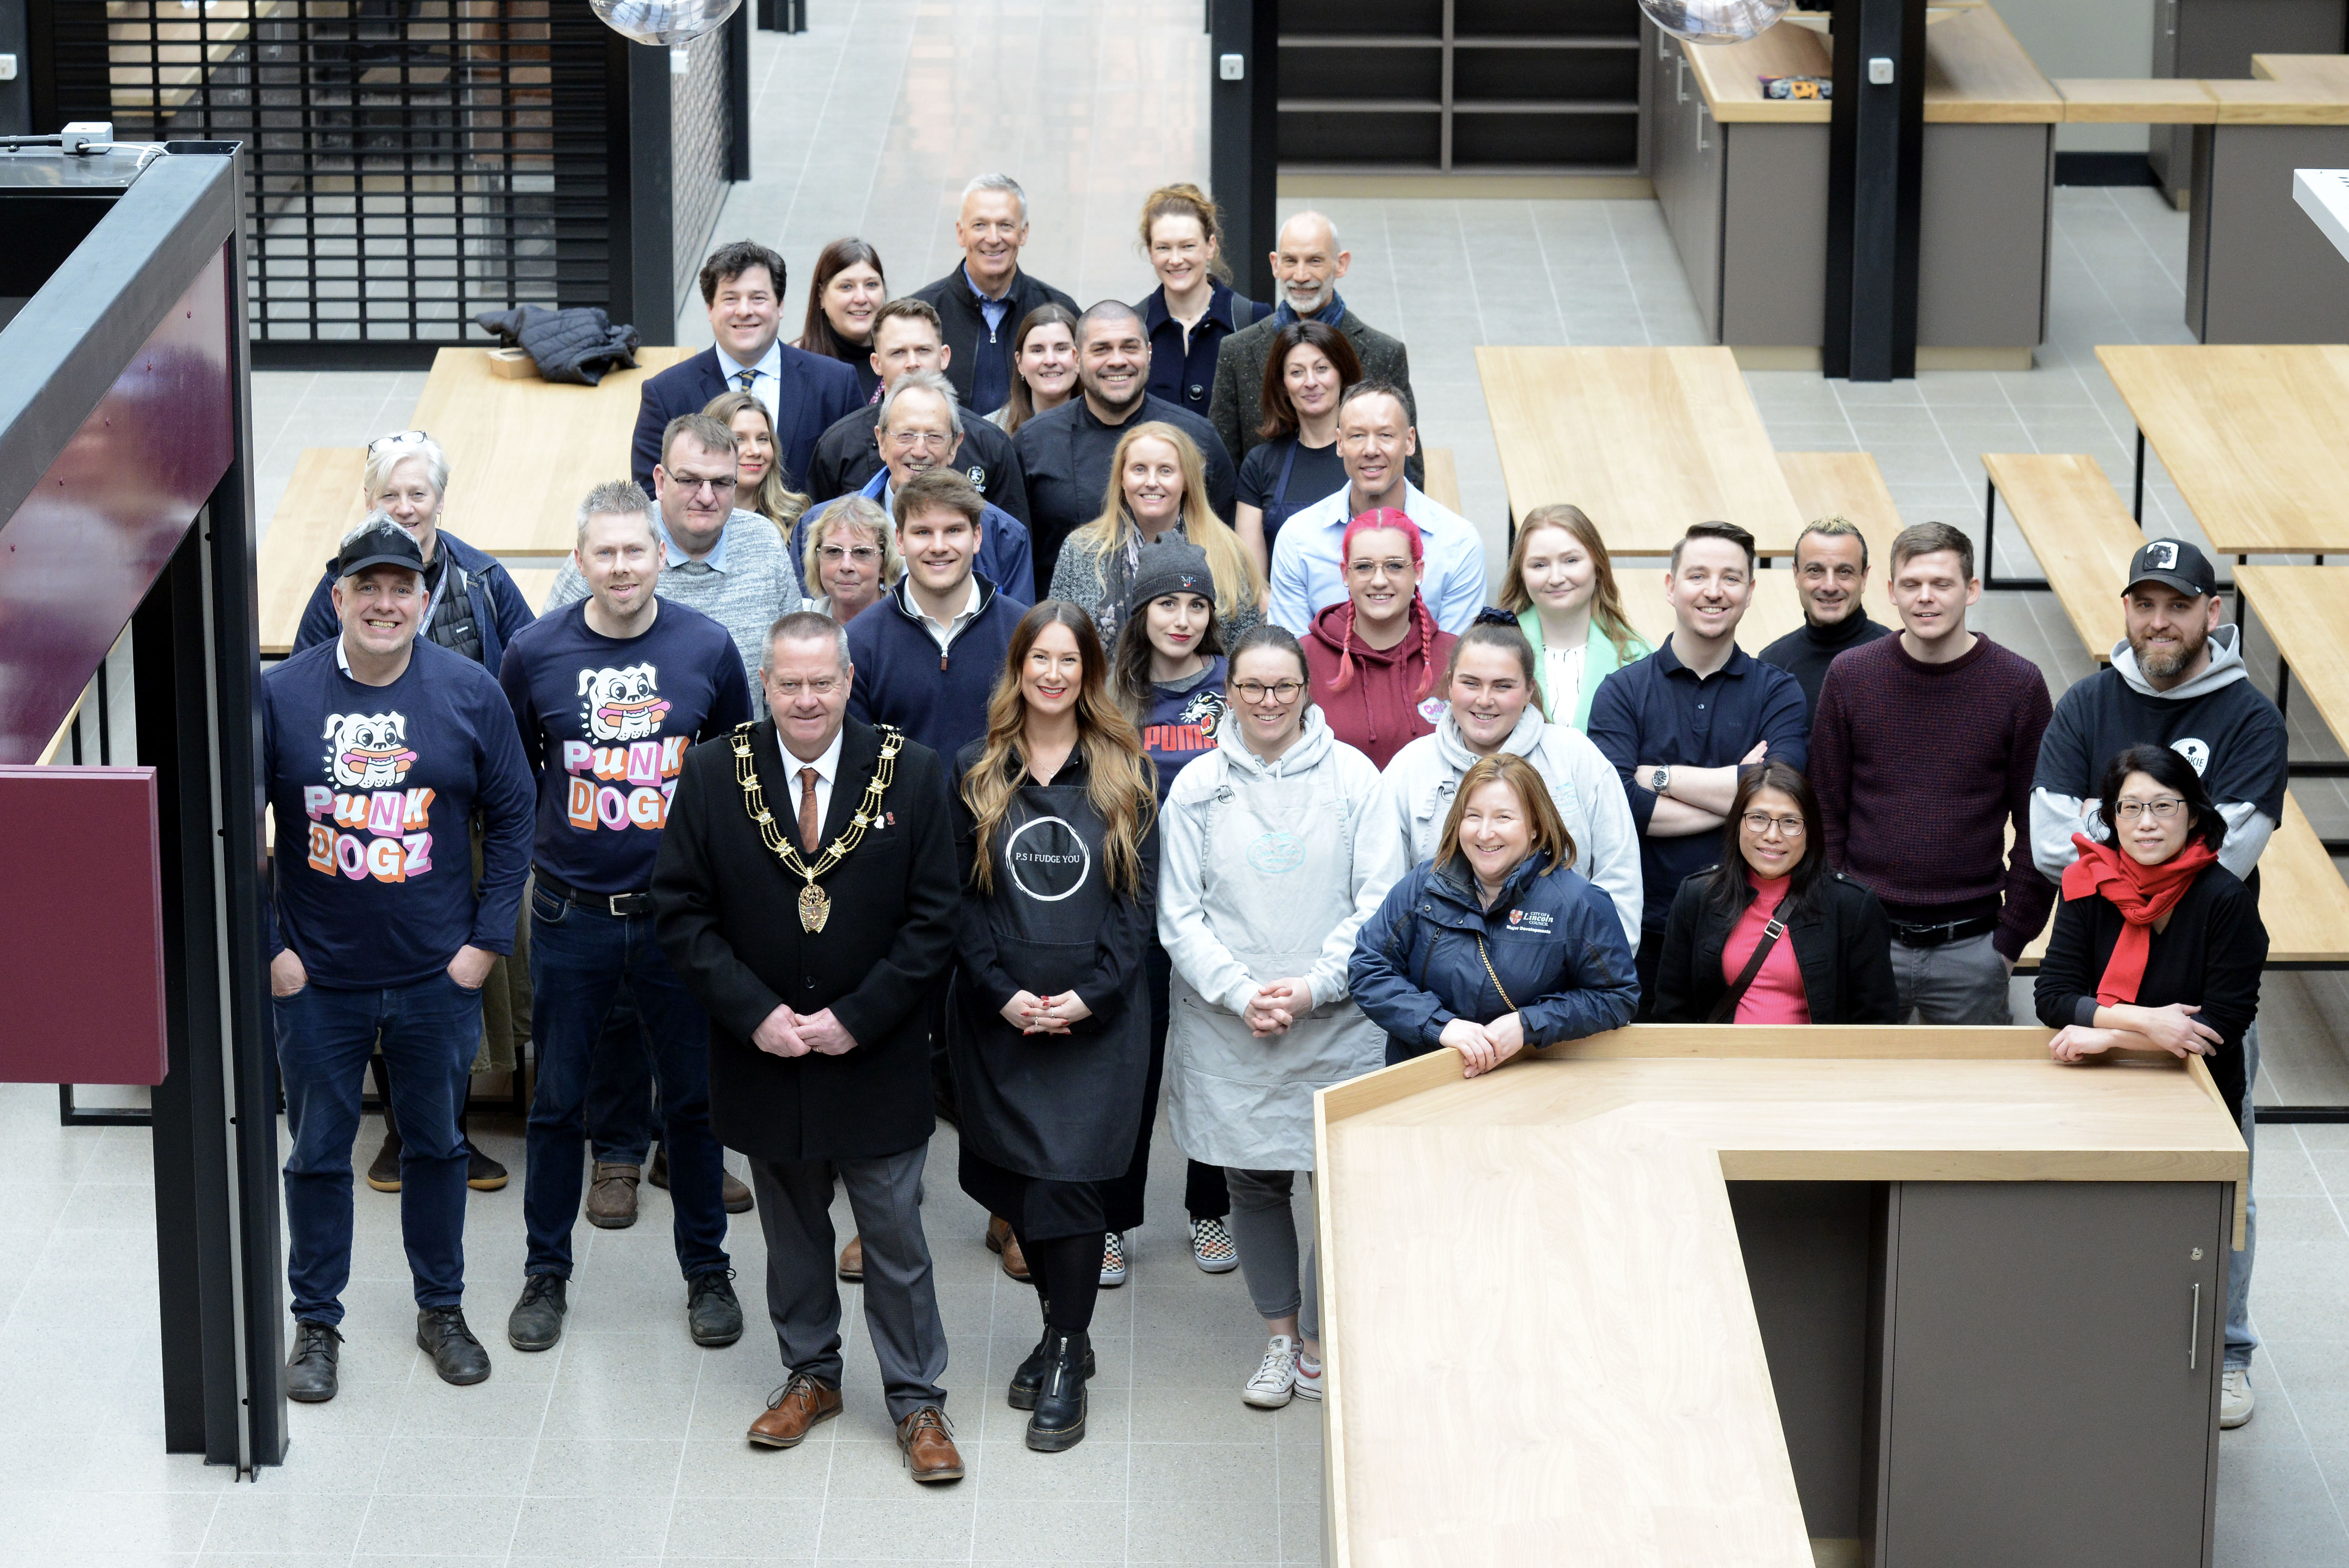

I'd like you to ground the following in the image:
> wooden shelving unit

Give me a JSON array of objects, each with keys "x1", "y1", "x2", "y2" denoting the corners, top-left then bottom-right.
[{"x1": 1276, "y1": 0, "x2": 1644, "y2": 174}]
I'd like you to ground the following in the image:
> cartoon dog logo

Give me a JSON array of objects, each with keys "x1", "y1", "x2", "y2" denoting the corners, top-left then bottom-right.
[
  {"x1": 323, "y1": 711, "x2": 417, "y2": 790},
  {"x1": 580, "y1": 664, "x2": 671, "y2": 742}
]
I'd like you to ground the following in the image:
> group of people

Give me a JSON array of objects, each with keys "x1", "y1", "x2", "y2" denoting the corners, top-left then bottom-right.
[{"x1": 256, "y1": 174, "x2": 2282, "y2": 1495}]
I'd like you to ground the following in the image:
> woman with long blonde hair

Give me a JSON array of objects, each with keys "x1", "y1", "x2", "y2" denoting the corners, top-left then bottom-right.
[
  {"x1": 1499, "y1": 503, "x2": 1649, "y2": 732},
  {"x1": 1048, "y1": 421, "x2": 1264, "y2": 647},
  {"x1": 947, "y1": 601, "x2": 1159, "y2": 1454},
  {"x1": 701, "y1": 388, "x2": 812, "y2": 536}
]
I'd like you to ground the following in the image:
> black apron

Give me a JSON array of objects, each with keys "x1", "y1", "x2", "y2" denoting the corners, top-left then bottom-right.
[
  {"x1": 1259, "y1": 437, "x2": 1337, "y2": 558},
  {"x1": 950, "y1": 781, "x2": 1150, "y2": 1183}
]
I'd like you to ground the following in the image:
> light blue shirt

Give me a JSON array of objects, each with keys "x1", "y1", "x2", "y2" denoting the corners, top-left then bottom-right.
[
  {"x1": 713, "y1": 338, "x2": 785, "y2": 420},
  {"x1": 1266, "y1": 482, "x2": 1489, "y2": 638},
  {"x1": 655, "y1": 507, "x2": 762, "y2": 572},
  {"x1": 963, "y1": 265, "x2": 1012, "y2": 334}
]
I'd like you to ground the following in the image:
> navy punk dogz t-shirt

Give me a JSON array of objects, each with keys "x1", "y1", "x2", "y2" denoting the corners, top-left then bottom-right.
[{"x1": 499, "y1": 599, "x2": 753, "y2": 894}]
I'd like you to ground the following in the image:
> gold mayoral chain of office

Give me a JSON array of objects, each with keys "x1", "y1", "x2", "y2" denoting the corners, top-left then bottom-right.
[{"x1": 729, "y1": 721, "x2": 904, "y2": 934}]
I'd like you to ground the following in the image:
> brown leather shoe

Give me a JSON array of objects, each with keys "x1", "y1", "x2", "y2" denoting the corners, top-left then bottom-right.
[
  {"x1": 649, "y1": 1146, "x2": 755, "y2": 1213},
  {"x1": 838, "y1": 1235, "x2": 864, "y2": 1282},
  {"x1": 585, "y1": 1163, "x2": 640, "y2": 1229},
  {"x1": 747, "y1": 1372, "x2": 842, "y2": 1448},
  {"x1": 986, "y1": 1214, "x2": 1030, "y2": 1282},
  {"x1": 896, "y1": 1406, "x2": 964, "y2": 1483},
  {"x1": 723, "y1": 1169, "x2": 754, "y2": 1213}
]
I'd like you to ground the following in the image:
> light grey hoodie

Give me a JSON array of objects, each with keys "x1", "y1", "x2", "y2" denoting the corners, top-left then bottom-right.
[
  {"x1": 1373, "y1": 704, "x2": 1644, "y2": 950},
  {"x1": 2028, "y1": 624, "x2": 2280, "y2": 882}
]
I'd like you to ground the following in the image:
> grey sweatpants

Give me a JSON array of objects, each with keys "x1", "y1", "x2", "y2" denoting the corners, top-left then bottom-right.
[
  {"x1": 1227, "y1": 1167, "x2": 1319, "y2": 1342},
  {"x1": 748, "y1": 1145, "x2": 949, "y2": 1421}
]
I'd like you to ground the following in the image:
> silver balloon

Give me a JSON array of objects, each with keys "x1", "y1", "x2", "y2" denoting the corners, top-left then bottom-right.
[
  {"x1": 591, "y1": 0, "x2": 744, "y2": 47},
  {"x1": 1638, "y1": 0, "x2": 1793, "y2": 45}
]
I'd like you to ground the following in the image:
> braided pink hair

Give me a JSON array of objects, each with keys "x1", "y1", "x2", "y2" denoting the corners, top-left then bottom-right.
[{"x1": 1330, "y1": 509, "x2": 1436, "y2": 699}]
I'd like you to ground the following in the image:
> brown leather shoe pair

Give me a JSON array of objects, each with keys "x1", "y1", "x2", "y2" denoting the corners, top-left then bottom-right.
[
  {"x1": 747, "y1": 1371, "x2": 842, "y2": 1448},
  {"x1": 838, "y1": 1235, "x2": 863, "y2": 1282},
  {"x1": 986, "y1": 1214, "x2": 1030, "y2": 1281},
  {"x1": 896, "y1": 1406, "x2": 965, "y2": 1482},
  {"x1": 585, "y1": 1163, "x2": 639, "y2": 1229}
]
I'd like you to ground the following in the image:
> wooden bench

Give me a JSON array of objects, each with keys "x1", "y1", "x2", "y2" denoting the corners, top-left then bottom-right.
[
  {"x1": 259, "y1": 449, "x2": 368, "y2": 657},
  {"x1": 2051, "y1": 79, "x2": 2218, "y2": 124},
  {"x1": 1979, "y1": 452, "x2": 2139, "y2": 657}
]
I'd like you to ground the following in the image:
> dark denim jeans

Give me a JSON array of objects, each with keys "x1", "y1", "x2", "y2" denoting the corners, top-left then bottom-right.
[
  {"x1": 276, "y1": 970, "x2": 482, "y2": 1325},
  {"x1": 584, "y1": 991, "x2": 659, "y2": 1166},
  {"x1": 524, "y1": 886, "x2": 729, "y2": 1280}
]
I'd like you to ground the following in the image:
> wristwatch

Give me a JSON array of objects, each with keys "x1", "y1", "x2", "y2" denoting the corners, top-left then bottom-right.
[{"x1": 1649, "y1": 765, "x2": 1670, "y2": 796}]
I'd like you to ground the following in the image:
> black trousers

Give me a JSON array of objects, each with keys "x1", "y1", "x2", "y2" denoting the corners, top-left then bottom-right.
[
  {"x1": 1098, "y1": 941, "x2": 1230, "y2": 1232},
  {"x1": 1634, "y1": 928, "x2": 1665, "y2": 1023}
]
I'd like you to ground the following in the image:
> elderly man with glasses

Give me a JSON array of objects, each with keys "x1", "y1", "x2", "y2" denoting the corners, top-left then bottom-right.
[{"x1": 548, "y1": 413, "x2": 807, "y2": 709}]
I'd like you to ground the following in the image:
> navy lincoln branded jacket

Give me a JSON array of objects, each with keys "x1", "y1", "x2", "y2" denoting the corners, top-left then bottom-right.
[
  {"x1": 1349, "y1": 851, "x2": 1640, "y2": 1066},
  {"x1": 630, "y1": 343, "x2": 862, "y2": 497}
]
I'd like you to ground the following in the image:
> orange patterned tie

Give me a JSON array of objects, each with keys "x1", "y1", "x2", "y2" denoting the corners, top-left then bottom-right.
[{"x1": 798, "y1": 768, "x2": 820, "y2": 854}]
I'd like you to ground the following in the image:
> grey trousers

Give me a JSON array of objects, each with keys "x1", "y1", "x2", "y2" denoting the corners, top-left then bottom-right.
[
  {"x1": 1227, "y1": 1167, "x2": 1319, "y2": 1342},
  {"x1": 1891, "y1": 932, "x2": 2013, "y2": 1025},
  {"x1": 748, "y1": 1146, "x2": 949, "y2": 1421}
]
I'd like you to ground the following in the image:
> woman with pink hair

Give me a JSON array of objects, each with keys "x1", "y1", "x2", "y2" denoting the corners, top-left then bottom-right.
[{"x1": 1300, "y1": 509, "x2": 1459, "y2": 769}]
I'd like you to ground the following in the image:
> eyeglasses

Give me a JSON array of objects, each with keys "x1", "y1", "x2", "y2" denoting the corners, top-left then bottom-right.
[
  {"x1": 819, "y1": 546, "x2": 881, "y2": 565},
  {"x1": 2115, "y1": 797, "x2": 2186, "y2": 821},
  {"x1": 670, "y1": 473, "x2": 738, "y2": 496},
  {"x1": 1473, "y1": 606, "x2": 1517, "y2": 627},
  {"x1": 1346, "y1": 558, "x2": 1413, "y2": 579},
  {"x1": 367, "y1": 429, "x2": 431, "y2": 454},
  {"x1": 1742, "y1": 813, "x2": 1806, "y2": 837},
  {"x1": 887, "y1": 430, "x2": 955, "y2": 452},
  {"x1": 1233, "y1": 680, "x2": 1305, "y2": 704},
  {"x1": 769, "y1": 677, "x2": 841, "y2": 699}
]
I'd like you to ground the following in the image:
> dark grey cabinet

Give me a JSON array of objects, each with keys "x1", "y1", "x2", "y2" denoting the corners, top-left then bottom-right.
[{"x1": 2152, "y1": 0, "x2": 2349, "y2": 203}]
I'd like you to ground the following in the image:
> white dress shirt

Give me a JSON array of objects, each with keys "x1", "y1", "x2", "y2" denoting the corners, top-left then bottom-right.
[
  {"x1": 714, "y1": 337, "x2": 786, "y2": 422},
  {"x1": 912, "y1": 574, "x2": 985, "y2": 653},
  {"x1": 777, "y1": 723, "x2": 846, "y2": 848}
]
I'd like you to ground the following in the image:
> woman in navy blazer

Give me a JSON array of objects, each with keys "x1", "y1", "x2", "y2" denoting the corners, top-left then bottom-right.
[{"x1": 1350, "y1": 753, "x2": 1639, "y2": 1074}]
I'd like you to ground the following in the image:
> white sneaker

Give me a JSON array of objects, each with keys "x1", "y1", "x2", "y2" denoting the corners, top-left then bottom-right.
[
  {"x1": 1243, "y1": 1335, "x2": 1298, "y2": 1408},
  {"x1": 1191, "y1": 1215, "x2": 1240, "y2": 1273},
  {"x1": 1293, "y1": 1352, "x2": 1324, "y2": 1402},
  {"x1": 2221, "y1": 1366, "x2": 2255, "y2": 1428},
  {"x1": 1099, "y1": 1231, "x2": 1128, "y2": 1288}
]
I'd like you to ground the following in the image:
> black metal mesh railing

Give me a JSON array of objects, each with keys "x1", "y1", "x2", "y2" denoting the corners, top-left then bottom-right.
[{"x1": 48, "y1": 0, "x2": 627, "y2": 349}]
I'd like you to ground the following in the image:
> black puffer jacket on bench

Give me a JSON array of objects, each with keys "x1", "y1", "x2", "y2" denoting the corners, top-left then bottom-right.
[{"x1": 475, "y1": 306, "x2": 641, "y2": 386}]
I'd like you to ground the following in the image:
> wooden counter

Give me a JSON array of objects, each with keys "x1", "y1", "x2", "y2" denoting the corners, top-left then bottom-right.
[
  {"x1": 2053, "y1": 78, "x2": 2218, "y2": 124},
  {"x1": 1682, "y1": 6, "x2": 2061, "y2": 125},
  {"x1": 1318, "y1": 1027, "x2": 2244, "y2": 1568}
]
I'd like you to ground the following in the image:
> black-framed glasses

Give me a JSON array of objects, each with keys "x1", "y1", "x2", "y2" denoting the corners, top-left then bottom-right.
[{"x1": 1473, "y1": 606, "x2": 1517, "y2": 627}]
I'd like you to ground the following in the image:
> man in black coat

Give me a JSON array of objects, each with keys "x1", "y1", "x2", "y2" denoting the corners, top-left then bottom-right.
[
  {"x1": 653, "y1": 611, "x2": 965, "y2": 1483},
  {"x1": 1012, "y1": 299, "x2": 1239, "y2": 601},
  {"x1": 909, "y1": 173, "x2": 1078, "y2": 417}
]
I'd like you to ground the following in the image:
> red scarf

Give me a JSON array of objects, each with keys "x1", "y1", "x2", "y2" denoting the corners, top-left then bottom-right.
[{"x1": 2060, "y1": 833, "x2": 2219, "y2": 1005}]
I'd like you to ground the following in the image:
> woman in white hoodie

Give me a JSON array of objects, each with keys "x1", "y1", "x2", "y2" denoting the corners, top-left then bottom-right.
[
  {"x1": 1159, "y1": 624, "x2": 1405, "y2": 1410},
  {"x1": 1375, "y1": 620, "x2": 1644, "y2": 950}
]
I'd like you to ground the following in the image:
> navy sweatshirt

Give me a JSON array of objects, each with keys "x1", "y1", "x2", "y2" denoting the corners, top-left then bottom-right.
[
  {"x1": 263, "y1": 637, "x2": 536, "y2": 988},
  {"x1": 498, "y1": 599, "x2": 752, "y2": 895},
  {"x1": 1137, "y1": 656, "x2": 1227, "y2": 806},
  {"x1": 845, "y1": 574, "x2": 1023, "y2": 765}
]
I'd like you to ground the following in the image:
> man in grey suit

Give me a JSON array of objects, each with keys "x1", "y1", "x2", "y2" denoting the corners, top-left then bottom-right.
[{"x1": 1208, "y1": 210, "x2": 1422, "y2": 486}]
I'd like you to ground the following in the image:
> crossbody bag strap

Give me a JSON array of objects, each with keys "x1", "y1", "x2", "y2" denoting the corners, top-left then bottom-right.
[{"x1": 1707, "y1": 916, "x2": 1787, "y2": 1024}]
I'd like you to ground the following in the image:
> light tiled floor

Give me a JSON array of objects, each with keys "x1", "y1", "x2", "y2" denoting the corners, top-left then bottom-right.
[{"x1": 196, "y1": 1, "x2": 2349, "y2": 1562}]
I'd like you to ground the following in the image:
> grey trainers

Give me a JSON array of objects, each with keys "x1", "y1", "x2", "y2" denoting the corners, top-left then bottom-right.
[
  {"x1": 286, "y1": 1321, "x2": 341, "y2": 1403},
  {"x1": 507, "y1": 1274, "x2": 568, "y2": 1352},
  {"x1": 2221, "y1": 1366, "x2": 2255, "y2": 1428}
]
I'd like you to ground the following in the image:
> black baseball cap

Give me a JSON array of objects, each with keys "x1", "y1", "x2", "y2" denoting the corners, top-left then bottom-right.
[
  {"x1": 335, "y1": 519, "x2": 426, "y2": 580},
  {"x1": 2125, "y1": 537, "x2": 2217, "y2": 599}
]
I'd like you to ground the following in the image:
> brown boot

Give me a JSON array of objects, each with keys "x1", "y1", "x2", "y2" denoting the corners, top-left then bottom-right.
[
  {"x1": 838, "y1": 1235, "x2": 864, "y2": 1282},
  {"x1": 723, "y1": 1169, "x2": 754, "y2": 1213},
  {"x1": 986, "y1": 1214, "x2": 1030, "y2": 1282},
  {"x1": 896, "y1": 1406, "x2": 964, "y2": 1482},
  {"x1": 585, "y1": 1163, "x2": 640, "y2": 1229},
  {"x1": 747, "y1": 1371, "x2": 842, "y2": 1448}
]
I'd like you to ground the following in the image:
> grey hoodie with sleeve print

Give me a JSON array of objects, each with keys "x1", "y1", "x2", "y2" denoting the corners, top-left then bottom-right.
[
  {"x1": 2029, "y1": 624, "x2": 2287, "y2": 883},
  {"x1": 1372, "y1": 704, "x2": 1644, "y2": 952}
]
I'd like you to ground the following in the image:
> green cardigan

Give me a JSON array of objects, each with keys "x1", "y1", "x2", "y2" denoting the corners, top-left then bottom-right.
[{"x1": 1516, "y1": 607, "x2": 1651, "y2": 733}]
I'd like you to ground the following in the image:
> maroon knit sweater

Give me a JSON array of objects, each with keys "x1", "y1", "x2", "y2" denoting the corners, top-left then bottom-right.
[{"x1": 1808, "y1": 632, "x2": 2055, "y2": 961}]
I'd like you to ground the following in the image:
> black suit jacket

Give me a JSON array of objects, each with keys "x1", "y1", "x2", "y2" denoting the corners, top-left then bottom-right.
[
  {"x1": 802, "y1": 402, "x2": 1031, "y2": 526},
  {"x1": 1652, "y1": 868, "x2": 1899, "y2": 1025},
  {"x1": 653, "y1": 719, "x2": 959, "y2": 1161},
  {"x1": 631, "y1": 344, "x2": 861, "y2": 497}
]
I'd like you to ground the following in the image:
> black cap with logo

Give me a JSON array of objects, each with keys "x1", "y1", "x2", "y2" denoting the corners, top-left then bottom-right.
[
  {"x1": 2125, "y1": 536, "x2": 2217, "y2": 599},
  {"x1": 334, "y1": 519, "x2": 426, "y2": 580}
]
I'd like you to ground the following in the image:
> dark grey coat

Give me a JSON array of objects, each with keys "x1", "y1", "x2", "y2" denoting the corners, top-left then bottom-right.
[{"x1": 1207, "y1": 306, "x2": 1422, "y2": 484}]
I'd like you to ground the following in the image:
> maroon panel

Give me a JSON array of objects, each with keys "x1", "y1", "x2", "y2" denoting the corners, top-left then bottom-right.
[
  {"x1": 0, "y1": 765, "x2": 169, "y2": 1085},
  {"x1": 0, "y1": 244, "x2": 235, "y2": 764}
]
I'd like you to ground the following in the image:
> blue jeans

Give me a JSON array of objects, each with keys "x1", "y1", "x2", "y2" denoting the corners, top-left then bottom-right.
[
  {"x1": 524, "y1": 887, "x2": 730, "y2": 1280},
  {"x1": 2227, "y1": 1023, "x2": 2260, "y2": 1370},
  {"x1": 584, "y1": 991, "x2": 659, "y2": 1166},
  {"x1": 277, "y1": 971, "x2": 482, "y2": 1325}
]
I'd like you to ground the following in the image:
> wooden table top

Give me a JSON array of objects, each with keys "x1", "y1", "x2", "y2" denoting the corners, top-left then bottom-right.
[
  {"x1": 2053, "y1": 78, "x2": 2218, "y2": 124},
  {"x1": 2251, "y1": 54, "x2": 2349, "y2": 93},
  {"x1": 2236, "y1": 565, "x2": 2349, "y2": 737},
  {"x1": 2097, "y1": 344, "x2": 2349, "y2": 556},
  {"x1": 411, "y1": 345, "x2": 696, "y2": 558},
  {"x1": 1476, "y1": 346, "x2": 1805, "y2": 556},
  {"x1": 1685, "y1": 6, "x2": 2061, "y2": 125},
  {"x1": 1315, "y1": 1029, "x2": 2244, "y2": 1568},
  {"x1": 259, "y1": 448, "x2": 368, "y2": 657}
]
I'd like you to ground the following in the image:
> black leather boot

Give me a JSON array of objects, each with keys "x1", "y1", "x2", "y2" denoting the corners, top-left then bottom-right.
[
  {"x1": 1024, "y1": 1328, "x2": 1090, "y2": 1452},
  {"x1": 1008, "y1": 1312, "x2": 1096, "y2": 1410}
]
